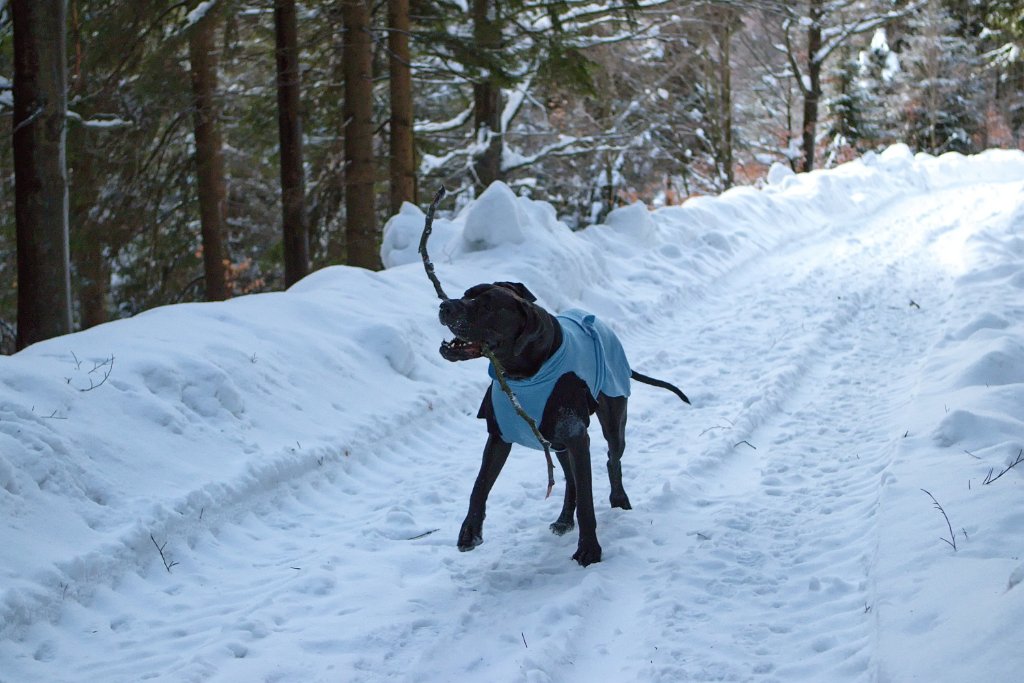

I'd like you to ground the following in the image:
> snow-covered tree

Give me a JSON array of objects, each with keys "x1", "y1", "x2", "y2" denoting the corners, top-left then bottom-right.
[
  {"x1": 895, "y1": 1, "x2": 985, "y2": 154},
  {"x1": 777, "y1": 0, "x2": 924, "y2": 171},
  {"x1": 986, "y1": 0, "x2": 1024, "y2": 143}
]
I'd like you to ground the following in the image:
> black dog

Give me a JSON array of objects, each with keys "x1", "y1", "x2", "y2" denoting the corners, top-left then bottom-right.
[{"x1": 439, "y1": 282, "x2": 689, "y2": 566}]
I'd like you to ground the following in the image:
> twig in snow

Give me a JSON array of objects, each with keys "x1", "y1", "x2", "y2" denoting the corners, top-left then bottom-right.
[
  {"x1": 920, "y1": 489, "x2": 957, "y2": 552},
  {"x1": 522, "y1": 632, "x2": 528, "y2": 648},
  {"x1": 79, "y1": 355, "x2": 115, "y2": 392},
  {"x1": 983, "y1": 449, "x2": 1024, "y2": 486},
  {"x1": 404, "y1": 528, "x2": 441, "y2": 541},
  {"x1": 734, "y1": 440, "x2": 757, "y2": 450},
  {"x1": 419, "y1": 186, "x2": 555, "y2": 497},
  {"x1": 699, "y1": 424, "x2": 728, "y2": 437},
  {"x1": 150, "y1": 534, "x2": 179, "y2": 572}
]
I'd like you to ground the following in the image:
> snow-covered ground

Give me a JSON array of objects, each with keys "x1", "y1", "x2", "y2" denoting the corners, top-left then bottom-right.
[{"x1": 2, "y1": 145, "x2": 1023, "y2": 682}]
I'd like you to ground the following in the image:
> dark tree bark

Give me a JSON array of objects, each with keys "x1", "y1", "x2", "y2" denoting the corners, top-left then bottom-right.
[
  {"x1": 342, "y1": 0, "x2": 379, "y2": 269},
  {"x1": 70, "y1": 142, "x2": 110, "y2": 330},
  {"x1": 68, "y1": 3, "x2": 109, "y2": 330},
  {"x1": 388, "y1": 0, "x2": 416, "y2": 215},
  {"x1": 801, "y1": 0, "x2": 823, "y2": 173},
  {"x1": 188, "y1": 6, "x2": 230, "y2": 301},
  {"x1": 12, "y1": 0, "x2": 73, "y2": 349},
  {"x1": 274, "y1": 0, "x2": 310, "y2": 287},
  {"x1": 471, "y1": 0, "x2": 503, "y2": 189}
]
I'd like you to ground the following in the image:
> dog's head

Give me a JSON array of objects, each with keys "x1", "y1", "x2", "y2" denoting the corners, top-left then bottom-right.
[{"x1": 438, "y1": 282, "x2": 543, "y2": 365}]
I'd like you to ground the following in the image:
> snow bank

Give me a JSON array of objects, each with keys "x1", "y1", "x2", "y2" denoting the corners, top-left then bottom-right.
[
  {"x1": 2, "y1": 147, "x2": 1024, "y2": 681},
  {"x1": 872, "y1": 183, "x2": 1024, "y2": 683}
]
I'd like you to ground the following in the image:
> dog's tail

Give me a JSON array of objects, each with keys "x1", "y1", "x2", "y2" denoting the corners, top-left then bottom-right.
[{"x1": 631, "y1": 370, "x2": 691, "y2": 405}]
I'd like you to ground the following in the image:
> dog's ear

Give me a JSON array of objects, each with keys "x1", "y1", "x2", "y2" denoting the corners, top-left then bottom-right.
[
  {"x1": 512, "y1": 303, "x2": 548, "y2": 356},
  {"x1": 493, "y1": 281, "x2": 537, "y2": 302}
]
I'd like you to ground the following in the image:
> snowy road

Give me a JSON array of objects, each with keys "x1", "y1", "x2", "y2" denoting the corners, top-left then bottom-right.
[{"x1": 3, "y1": 150, "x2": 1023, "y2": 682}]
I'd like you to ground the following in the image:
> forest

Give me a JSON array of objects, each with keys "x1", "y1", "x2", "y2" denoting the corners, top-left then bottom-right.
[{"x1": 1, "y1": 0, "x2": 1022, "y2": 353}]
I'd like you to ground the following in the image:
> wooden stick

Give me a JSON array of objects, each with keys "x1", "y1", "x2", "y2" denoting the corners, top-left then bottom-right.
[
  {"x1": 419, "y1": 187, "x2": 555, "y2": 497},
  {"x1": 419, "y1": 187, "x2": 450, "y2": 301},
  {"x1": 483, "y1": 347, "x2": 555, "y2": 496}
]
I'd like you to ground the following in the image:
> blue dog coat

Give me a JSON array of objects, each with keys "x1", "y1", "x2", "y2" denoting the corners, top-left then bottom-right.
[{"x1": 488, "y1": 309, "x2": 631, "y2": 449}]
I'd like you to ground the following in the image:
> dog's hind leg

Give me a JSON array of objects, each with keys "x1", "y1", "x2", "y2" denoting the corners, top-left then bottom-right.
[
  {"x1": 597, "y1": 394, "x2": 631, "y2": 510},
  {"x1": 549, "y1": 449, "x2": 576, "y2": 536},
  {"x1": 458, "y1": 435, "x2": 512, "y2": 551}
]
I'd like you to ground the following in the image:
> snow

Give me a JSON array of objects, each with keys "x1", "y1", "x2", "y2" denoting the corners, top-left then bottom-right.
[
  {"x1": 3, "y1": 146, "x2": 1024, "y2": 682},
  {"x1": 182, "y1": 1, "x2": 218, "y2": 31},
  {"x1": 766, "y1": 161, "x2": 795, "y2": 186},
  {"x1": 65, "y1": 111, "x2": 132, "y2": 130}
]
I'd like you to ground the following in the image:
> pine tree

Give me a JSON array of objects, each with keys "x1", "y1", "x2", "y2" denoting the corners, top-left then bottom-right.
[
  {"x1": 824, "y1": 45, "x2": 864, "y2": 160},
  {"x1": 188, "y1": 2, "x2": 230, "y2": 301},
  {"x1": 274, "y1": 0, "x2": 309, "y2": 287},
  {"x1": 896, "y1": 2, "x2": 984, "y2": 154},
  {"x1": 778, "y1": 0, "x2": 923, "y2": 172},
  {"x1": 986, "y1": 0, "x2": 1024, "y2": 143},
  {"x1": 11, "y1": 0, "x2": 73, "y2": 348},
  {"x1": 388, "y1": 0, "x2": 416, "y2": 214},
  {"x1": 342, "y1": 0, "x2": 378, "y2": 269}
]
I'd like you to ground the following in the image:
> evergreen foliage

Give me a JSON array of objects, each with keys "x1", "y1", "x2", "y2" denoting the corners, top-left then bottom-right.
[{"x1": 0, "y1": 0, "x2": 1021, "y2": 344}]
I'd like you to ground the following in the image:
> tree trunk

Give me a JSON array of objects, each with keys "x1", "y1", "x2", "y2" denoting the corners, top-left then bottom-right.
[
  {"x1": 388, "y1": 0, "x2": 416, "y2": 215},
  {"x1": 188, "y1": 6, "x2": 230, "y2": 301},
  {"x1": 342, "y1": 0, "x2": 379, "y2": 269},
  {"x1": 76, "y1": 227, "x2": 109, "y2": 328},
  {"x1": 70, "y1": 138, "x2": 109, "y2": 330},
  {"x1": 801, "y1": 0, "x2": 823, "y2": 173},
  {"x1": 274, "y1": 0, "x2": 309, "y2": 287},
  {"x1": 471, "y1": 0, "x2": 503, "y2": 189},
  {"x1": 719, "y1": 15, "x2": 734, "y2": 188},
  {"x1": 12, "y1": 0, "x2": 73, "y2": 349}
]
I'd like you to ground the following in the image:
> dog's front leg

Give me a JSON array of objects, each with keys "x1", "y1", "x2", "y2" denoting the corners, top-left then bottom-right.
[
  {"x1": 549, "y1": 450, "x2": 576, "y2": 536},
  {"x1": 458, "y1": 434, "x2": 512, "y2": 552},
  {"x1": 564, "y1": 432, "x2": 602, "y2": 566}
]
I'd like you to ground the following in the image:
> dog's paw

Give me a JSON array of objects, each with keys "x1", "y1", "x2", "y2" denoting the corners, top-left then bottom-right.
[
  {"x1": 458, "y1": 537, "x2": 482, "y2": 552},
  {"x1": 572, "y1": 538, "x2": 602, "y2": 567},
  {"x1": 549, "y1": 518, "x2": 575, "y2": 536},
  {"x1": 457, "y1": 519, "x2": 483, "y2": 552},
  {"x1": 609, "y1": 492, "x2": 632, "y2": 510}
]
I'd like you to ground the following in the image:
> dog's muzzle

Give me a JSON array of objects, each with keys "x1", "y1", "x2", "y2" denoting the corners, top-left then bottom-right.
[{"x1": 439, "y1": 300, "x2": 484, "y2": 361}]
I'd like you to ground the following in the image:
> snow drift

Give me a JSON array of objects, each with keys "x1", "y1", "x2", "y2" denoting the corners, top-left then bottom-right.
[{"x1": 2, "y1": 145, "x2": 1023, "y2": 682}]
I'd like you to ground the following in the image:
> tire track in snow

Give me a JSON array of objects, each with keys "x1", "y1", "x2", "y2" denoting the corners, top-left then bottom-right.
[
  {"x1": 3, "y1": 181, "x2": 1012, "y2": 682},
  {"x1": 19, "y1": 400, "x2": 493, "y2": 682},
  {"x1": 555, "y1": 184, "x2": 997, "y2": 682}
]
